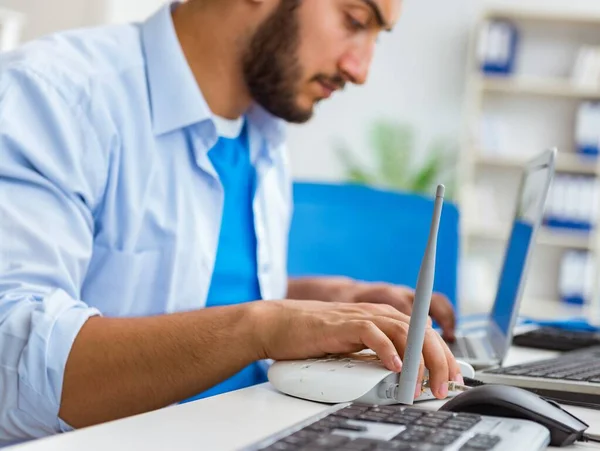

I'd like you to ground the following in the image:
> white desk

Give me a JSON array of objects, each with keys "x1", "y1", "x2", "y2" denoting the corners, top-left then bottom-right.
[{"x1": 7, "y1": 346, "x2": 600, "y2": 451}]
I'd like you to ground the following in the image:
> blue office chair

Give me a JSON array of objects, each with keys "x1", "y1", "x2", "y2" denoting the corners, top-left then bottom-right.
[{"x1": 287, "y1": 182, "x2": 460, "y2": 311}]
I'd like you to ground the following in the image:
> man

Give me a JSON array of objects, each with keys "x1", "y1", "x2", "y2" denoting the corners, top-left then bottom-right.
[{"x1": 0, "y1": 0, "x2": 459, "y2": 444}]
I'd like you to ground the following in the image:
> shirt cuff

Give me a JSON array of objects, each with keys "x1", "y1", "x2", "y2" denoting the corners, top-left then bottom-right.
[{"x1": 17, "y1": 288, "x2": 101, "y2": 432}]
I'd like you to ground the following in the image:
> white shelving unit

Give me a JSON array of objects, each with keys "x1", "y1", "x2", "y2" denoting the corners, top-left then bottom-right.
[
  {"x1": 480, "y1": 75, "x2": 600, "y2": 100},
  {"x1": 458, "y1": 5, "x2": 600, "y2": 313}
]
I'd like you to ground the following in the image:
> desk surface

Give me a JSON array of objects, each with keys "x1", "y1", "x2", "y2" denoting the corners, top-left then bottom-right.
[{"x1": 8, "y1": 346, "x2": 600, "y2": 451}]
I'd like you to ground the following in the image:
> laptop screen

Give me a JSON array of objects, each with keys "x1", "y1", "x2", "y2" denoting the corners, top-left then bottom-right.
[{"x1": 490, "y1": 161, "x2": 553, "y2": 336}]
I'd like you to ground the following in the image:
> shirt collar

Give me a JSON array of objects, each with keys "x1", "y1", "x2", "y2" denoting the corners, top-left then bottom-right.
[{"x1": 140, "y1": 2, "x2": 286, "y2": 150}]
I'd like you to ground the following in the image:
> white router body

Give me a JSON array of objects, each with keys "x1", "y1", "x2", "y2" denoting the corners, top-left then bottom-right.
[{"x1": 268, "y1": 351, "x2": 475, "y2": 405}]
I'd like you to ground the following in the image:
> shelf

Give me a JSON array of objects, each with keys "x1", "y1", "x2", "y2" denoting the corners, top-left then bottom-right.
[
  {"x1": 466, "y1": 223, "x2": 594, "y2": 251},
  {"x1": 483, "y1": 7, "x2": 600, "y2": 26},
  {"x1": 479, "y1": 75, "x2": 600, "y2": 100},
  {"x1": 474, "y1": 152, "x2": 599, "y2": 175}
]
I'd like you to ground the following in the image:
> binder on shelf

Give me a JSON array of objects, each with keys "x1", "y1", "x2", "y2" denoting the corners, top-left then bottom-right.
[
  {"x1": 571, "y1": 46, "x2": 600, "y2": 90},
  {"x1": 575, "y1": 102, "x2": 600, "y2": 157},
  {"x1": 544, "y1": 174, "x2": 598, "y2": 232},
  {"x1": 477, "y1": 19, "x2": 519, "y2": 76},
  {"x1": 559, "y1": 250, "x2": 596, "y2": 306}
]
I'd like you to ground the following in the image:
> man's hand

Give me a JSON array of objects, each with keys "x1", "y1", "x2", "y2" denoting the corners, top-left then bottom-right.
[
  {"x1": 288, "y1": 277, "x2": 456, "y2": 342},
  {"x1": 250, "y1": 300, "x2": 462, "y2": 400}
]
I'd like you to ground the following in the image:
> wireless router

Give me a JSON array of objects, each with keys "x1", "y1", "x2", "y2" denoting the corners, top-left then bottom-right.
[{"x1": 268, "y1": 185, "x2": 474, "y2": 405}]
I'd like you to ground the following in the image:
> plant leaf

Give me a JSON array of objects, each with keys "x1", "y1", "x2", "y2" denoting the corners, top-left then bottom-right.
[
  {"x1": 335, "y1": 142, "x2": 376, "y2": 185},
  {"x1": 369, "y1": 120, "x2": 414, "y2": 190}
]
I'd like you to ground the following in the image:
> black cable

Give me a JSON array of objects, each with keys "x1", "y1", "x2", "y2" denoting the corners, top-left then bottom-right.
[
  {"x1": 581, "y1": 433, "x2": 600, "y2": 444},
  {"x1": 463, "y1": 377, "x2": 486, "y2": 387}
]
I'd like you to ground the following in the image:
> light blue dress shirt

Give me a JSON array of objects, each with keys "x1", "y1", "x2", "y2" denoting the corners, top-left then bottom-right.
[{"x1": 0, "y1": 2, "x2": 292, "y2": 444}]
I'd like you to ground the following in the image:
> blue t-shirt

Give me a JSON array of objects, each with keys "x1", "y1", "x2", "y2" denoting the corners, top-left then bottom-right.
[{"x1": 182, "y1": 118, "x2": 267, "y2": 403}]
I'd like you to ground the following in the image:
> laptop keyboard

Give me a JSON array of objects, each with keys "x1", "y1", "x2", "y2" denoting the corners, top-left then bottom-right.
[
  {"x1": 453, "y1": 337, "x2": 479, "y2": 360},
  {"x1": 255, "y1": 404, "x2": 503, "y2": 450},
  {"x1": 486, "y1": 346, "x2": 600, "y2": 382}
]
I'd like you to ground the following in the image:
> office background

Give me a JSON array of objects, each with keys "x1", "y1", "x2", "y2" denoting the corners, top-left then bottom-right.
[{"x1": 2, "y1": 0, "x2": 600, "y2": 321}]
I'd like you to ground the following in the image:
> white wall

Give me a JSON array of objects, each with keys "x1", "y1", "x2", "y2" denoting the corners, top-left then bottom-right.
[
  {"x1": 0, "y1": 0, "x2": 104, "y2": 41},
  {"x1": 105, "y1": 0, "x2": 167, "y2": 24},
  {"x1": 0, "y1": 0, "x2": 167, "y2": 41}
]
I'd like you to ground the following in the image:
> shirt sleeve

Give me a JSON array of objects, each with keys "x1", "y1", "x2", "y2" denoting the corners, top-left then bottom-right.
[{"x1": 0, "y1": 67, "x2": 107, "y2": 443}]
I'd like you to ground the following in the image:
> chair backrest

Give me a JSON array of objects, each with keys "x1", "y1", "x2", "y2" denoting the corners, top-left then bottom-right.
[{"x1": 287, "y1": 182, "x2": 460, "y2": 310}]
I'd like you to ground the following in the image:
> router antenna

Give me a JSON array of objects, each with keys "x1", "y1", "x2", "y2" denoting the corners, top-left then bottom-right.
[{"x1": 395, "y1": 184, "x2": 445, "y2": 404}]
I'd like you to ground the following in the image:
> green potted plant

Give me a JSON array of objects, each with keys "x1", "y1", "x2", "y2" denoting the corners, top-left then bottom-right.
[{"x1": 335, "y1": 119, "x2": 458, "y2": 200}]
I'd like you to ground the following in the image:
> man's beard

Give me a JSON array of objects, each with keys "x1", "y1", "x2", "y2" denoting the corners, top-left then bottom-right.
[{"x1": 242, "y1": 0, "x2": 311, "y2": 123}]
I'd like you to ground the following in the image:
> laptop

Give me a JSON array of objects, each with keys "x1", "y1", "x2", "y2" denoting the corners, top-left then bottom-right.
[{"x1": 448, "y1": 148, "x2": 557, "y2": 369}]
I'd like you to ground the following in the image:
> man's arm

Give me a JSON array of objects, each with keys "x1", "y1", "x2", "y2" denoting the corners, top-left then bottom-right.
[
  {"x1": 59, "y1": 305, "x2": 261, "y2": 427},
  {"x1": 287, "y1": 277, "x2": 355, "y2": 302}
]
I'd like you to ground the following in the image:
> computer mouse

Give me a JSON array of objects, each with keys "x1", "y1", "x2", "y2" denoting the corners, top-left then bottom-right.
[{"x1": 439, "y1": 384, "x2": 589, "y2": 447}]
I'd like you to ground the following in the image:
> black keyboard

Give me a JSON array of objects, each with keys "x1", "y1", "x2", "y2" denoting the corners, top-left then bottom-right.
[
  {"x1": 249, "y1": 403, "x2": 548, "y2": 450},
  {"x1": 512, "y1": 327, "x2": 600, "y2": 352}
]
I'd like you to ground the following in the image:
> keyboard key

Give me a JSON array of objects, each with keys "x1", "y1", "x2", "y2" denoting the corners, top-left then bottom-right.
[
  {"x1": 282, "y1": 435, "x2": 308, "y2": 446},
  {"x1": 306, "y1": 424, "x2": 333, "y2": 433},
  {"x1": 340, "y1": 444, "x2": 372, "y2": 451},
  {"x1": 264, "y1": 442, "x2": 298, "y2": 450},
  {"x1": 336, "y1": 410, "x2": 365, "y2": 419},
  {"x1": 525, "y1": 371, "x2": 550, "y2": 377},
  {"x1": 385, "y1": 416, "x2": 418, "y2": 426},
  {"x1": 426, "y1": 412, "x2": 455, "y2": 420},
  {"x1": 566, "y1": 373, "x2": 596, "y2": 381},
  {"x1": 346, "y1": 438, "x2": 390, "y2": 449},
  {"x1": 310, "y1": 434, "x2": 350, "y2": 448},
  {"x1": 374, "y1": 442, "x2": 424, "y2": 450},
  {"x1": 426, "y1": 432, "x2": 461, "y2": 446},
  {"x1": 333, "y1": 423, "x2": 368, "y2": 432},
  {"x1": 403, "y1": 409, "x2": 426, "y2": 417},
  {"x1": 290, "y1": 430, "x2": 319, "y2": 441},
  {"x1": 377, "y1": 444, "x2": 444, "y2": 451},
  {"x1": 414, "y1": 418, "x2": 446, "y2": 427},
  {"x1": 394, "y1": 430, "x2": 428, "y2": 442},
  {"x1": 460, "y1": 434, "x2": 501, "y2": 450},
  {"x1": 357, "y1": 413, "x2": 390, "y2": 422},
  {"x1": 370, "y1": 406, "x2": 400, "y2": 415}
]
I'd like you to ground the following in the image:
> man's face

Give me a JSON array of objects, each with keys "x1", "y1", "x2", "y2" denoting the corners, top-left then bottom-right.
[{"x1": 242, "y1": 0, "x2": 402, "y2": 123}]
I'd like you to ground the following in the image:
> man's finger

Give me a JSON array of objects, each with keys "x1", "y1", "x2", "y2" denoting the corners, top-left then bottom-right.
[
  {"x1": 435, "y1": 332, "x2": 462, "y2": 384},
  {"x1": 350, "y1": 320, "x2": 403, "y2": 373},
  {"x1": 421, "y1": 328, "x2": 451, "y2": 400},
  {"x1": 429, "y1": 293, "x2": 456, "y2": 342}
]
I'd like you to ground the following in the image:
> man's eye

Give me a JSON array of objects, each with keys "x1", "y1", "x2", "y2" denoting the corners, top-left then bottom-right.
[{"x1": 347, "y1": 15, "x2": 368, "y2": 31}]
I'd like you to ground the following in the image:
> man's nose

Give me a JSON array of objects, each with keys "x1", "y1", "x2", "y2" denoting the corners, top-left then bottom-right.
[{"x1": 338, "y1": 42, "x2": 375, "y2": 85}]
